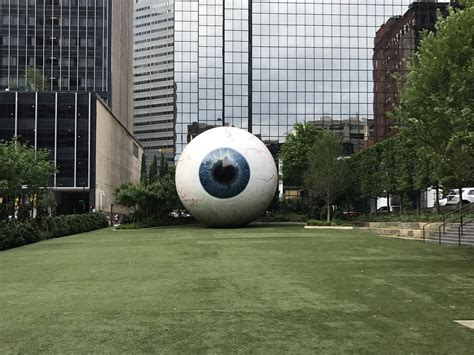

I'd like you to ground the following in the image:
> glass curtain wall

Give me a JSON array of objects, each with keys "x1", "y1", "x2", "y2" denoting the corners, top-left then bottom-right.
[
  {"x1": 175, "y1": 0, "x2": 199, "y2": 154},
  {"x1": 252, "y1": 0, "x2": 413, "y2": 150},
  {"x1": 0, "y1": 91, "x2": 91, "y2": 189},
  {"x1": 171, "y1": 0, "x2": 433, "y2": 155},
  {"x1": 0, "y1": 0, "x2": 109, "y2": 100}
]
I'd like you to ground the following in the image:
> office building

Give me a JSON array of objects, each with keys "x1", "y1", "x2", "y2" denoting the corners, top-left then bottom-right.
[
  {"x1": 0, "y1": 0, "x2": 139, "y2": 214},
  {"x1": 136, "y1": 1, "x2": 451, "y2": 159},
  {"x1": 133, "y1": 0, "x2": 175, "y2": 164},
  {"x1": 0, "y1": 91, "x2": 142, "y2": 214},
  {"x1": 0, "y1": 0, "x2": 134, "y2": 129},
  {"x1": 312, "y1": 116, "x2": 373, "y2": 154}
]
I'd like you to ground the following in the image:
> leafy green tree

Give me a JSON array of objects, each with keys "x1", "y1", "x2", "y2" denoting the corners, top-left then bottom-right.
[
  {"x1": 377, "y1": 139, "x2": 398, "y2": 210},
  {"x1": 147, "y1": 168, "x2": 179, "y2": 218},
  {"x1": 114, "y1": 182, "x2": 148, "y2": 209},
  {"x1": 149, "y1": 155, "x2": 158, "y2": 184},
  {"x1": 159, "y1": 153, "x2": 169, "y2": 177},
  {"x1": 304, "y1": 131, "x2": 350, "y2": 222},
  {"x1": 114, "y1": 166, "x2": 179, "y2": 221},
  {"x1": 0, "y1": 138, "x2": 56, "y2": 217},
  {"x1": 140, "y1": 153, "x2": 148, "y2": 185},
  {"x1": 394, "y1": 4, "x2": 474, "y2": 187},
  {"x1": 26, "y1": 67, "x2": 49, "y2": 91},
  {"x1": 351, "y1": 145, "x2": 384, "y2": 202},
  {"x1": 279, "y1": 122, "x2": 321, "y2": 186},
  {"x1": 36, "y1": 190, "x2": 58, "y2": 219},
  {"x1": 459, "y1": 0, "x2": 473, "y2": 7}
]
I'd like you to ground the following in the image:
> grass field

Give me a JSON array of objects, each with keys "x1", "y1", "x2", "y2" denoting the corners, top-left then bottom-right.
[{"x1": 0, "y1": 225, "x2": 473, "y2": 354}]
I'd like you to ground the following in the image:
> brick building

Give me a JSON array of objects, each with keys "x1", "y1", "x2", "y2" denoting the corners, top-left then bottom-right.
[{"x1": 372, "y1": 1, "x2": 455, "y2": 144}]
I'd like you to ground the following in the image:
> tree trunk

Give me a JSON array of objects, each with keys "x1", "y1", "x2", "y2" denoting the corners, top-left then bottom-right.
[
  {"x1": 327, "y1": 204, "x2": 331, "y2": 223},
  {"x1": 416, "y1": 191, "x2": 421, "y2": 216},
  {"x1": 387, "y1": 192, "x2": 390, "y2": 213},
  {"x1": 459, "y1": 186, "x2": 463, "y2": 213},
  {"x1": 435, "y1": 184, "x2": 440, "y2": 215},
  {"x1": 400, "y1": 194, "x2": 404, "y2": 214}
]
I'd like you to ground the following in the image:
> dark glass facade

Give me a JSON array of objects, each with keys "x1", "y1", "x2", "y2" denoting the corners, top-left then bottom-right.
[
  {"x1": 0, "y1": 91, "x2": 94, "y2": 189},
  {"x1": 0, "y1": 0, "x2": 110, "y2": 100}
]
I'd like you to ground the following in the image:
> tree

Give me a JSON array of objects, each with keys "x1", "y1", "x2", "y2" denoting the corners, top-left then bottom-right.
[
  {"x1": 351, "y1": 145, "x2": 383, "y2": 204},
  {"x1": 114, "y1": 166, "x2": 179, "y2": 221},
  {"x1": 377, "y1": 139, "x2": 398, "y2": 211},
  {"x1": 159, "y1": 153, "x2": 169, "y2": 177},
  {"x1": 36, "y1": 190, "x2": 58, "y2": 219},
  {"x1": 0, "y1": 138, "x2": 56, "y2": 217},
  {"x1": 149, "y1": 155, "x2": 158, "y2": 184},
  {"x1": 394, "y1": 4, "x2": 474, "y2": 187},
  {"x1": 278, "y1": 122, "x2": 321, "y2": 186},
  {"x1": 304, "y1": 131, "x2": 350, "y2": 222},
  {"x1": 114, "y1": 181, "x2": 148, "y2": 210},
  {"x1": 26, "y1": 67, "x2": 49, "y2": 91},
  {"x1": 140, "y1": 153, "x2": 148, "y2": 185},
  {"x1": 459, "y1": 0, "x2": 474, "y2": 7}
]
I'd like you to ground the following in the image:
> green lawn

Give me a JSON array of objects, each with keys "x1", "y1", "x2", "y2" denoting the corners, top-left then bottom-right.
[{"x1": 1, "y1": 225, "x2": 473, "y2": 354}]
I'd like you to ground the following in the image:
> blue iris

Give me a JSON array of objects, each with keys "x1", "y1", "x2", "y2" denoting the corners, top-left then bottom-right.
[{"x1": 199, "y1": 148, "x2": 251, "y2": 199}]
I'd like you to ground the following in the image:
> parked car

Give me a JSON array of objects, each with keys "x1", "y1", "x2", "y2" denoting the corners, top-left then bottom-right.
[
  {"x1": 377, "y1": 206, "x2": 390, "y2": 213},
  {"x1": 438, "y1": 198, "x2": 448, "y2": 207},
  {"x1": 342, "y1": 211, "x2": 363, "y2": 217},
  {"x1": 445, "y1": 187, "x2": 474, "y2": 205}
]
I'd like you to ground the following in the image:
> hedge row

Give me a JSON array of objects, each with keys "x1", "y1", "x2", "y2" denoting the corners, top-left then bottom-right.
[
  {"x1": 44, "y1": 213, "x2": 109, "y2": 238},
  {"x1": 0, "y1": 220, "x2": 40, "y2": 251},
  {"x1": 0, "y1": 213, "x2": 109, "y2": 251}
]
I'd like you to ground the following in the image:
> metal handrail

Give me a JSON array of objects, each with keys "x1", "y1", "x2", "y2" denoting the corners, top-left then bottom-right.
[
  {"x1": 422, "y1": 208, "x2": 464, "y2": 243},
  {"x1": 436, "y1": 204, "x2": 473, "y2": 245},
  {"x1": 457, "y1": 208, "x2": 474, "y2": 246},
  {"x1": 437, "y1": 213, "x2": 463, "y2": 245}
]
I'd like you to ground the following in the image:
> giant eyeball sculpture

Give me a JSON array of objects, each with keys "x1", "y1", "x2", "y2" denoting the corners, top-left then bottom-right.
[{"x1": 175, "y1": 127, "x2": 278, "y2": 228}]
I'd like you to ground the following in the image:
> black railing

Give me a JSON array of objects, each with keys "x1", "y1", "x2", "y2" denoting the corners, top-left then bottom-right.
[
  {"x1": 436, "y1": 204, "x2": 473, "y2": 245},
  {"x1": 422, "y1": 208, "x2": 462, "y2": 243},
  {"x1": 457, "y1": 207, "x2": 474, "y2": 246}
]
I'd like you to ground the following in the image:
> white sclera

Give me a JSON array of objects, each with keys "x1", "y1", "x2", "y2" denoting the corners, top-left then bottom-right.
[{"x1": 175, "y1": 127, "x2": 278, "y2": 227}]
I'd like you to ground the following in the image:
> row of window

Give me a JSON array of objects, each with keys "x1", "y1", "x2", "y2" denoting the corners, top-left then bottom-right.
[
  {"x1": 133, "y1": 118, "x2": 175, "y2": 126},
  {"x1": 133, "y1": 47, "x2": 174, "y2": 62},
  {"x1": 1, "y1": 15, "x2": 106, "y2": 27},
  {"x1": 135, "y1": 126, "x2": 175, "y2": 135},
  {"x1": 134, "y1": 84, "x2": 174, "y2": 95},
  {"x1": 134, "y1": 74, "x2": 174, "y2": 86},
  {"x1": 0, "y1": 0, "x2": 104, "y2": 7}
]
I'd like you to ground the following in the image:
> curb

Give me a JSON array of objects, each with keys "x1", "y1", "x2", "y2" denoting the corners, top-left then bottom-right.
[{"x1": 304, "y1": 226, "x2": 354, "y2": 230}]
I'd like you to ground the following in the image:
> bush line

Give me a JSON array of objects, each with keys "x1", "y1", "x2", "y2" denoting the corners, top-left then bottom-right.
[{"x1": 0, "y1": 213, "x2": 109, "y2": 251}]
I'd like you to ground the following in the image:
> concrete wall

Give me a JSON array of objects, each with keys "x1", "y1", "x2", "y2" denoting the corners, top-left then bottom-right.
[
  {"x1": 111, "y1": 0, "x2": 134, "y2": 131},
  {"x1": 95, "y1": 99, "x2": 143, "y2": 215}
]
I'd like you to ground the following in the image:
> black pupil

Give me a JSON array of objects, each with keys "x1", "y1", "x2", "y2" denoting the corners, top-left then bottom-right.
[{"x1": 213, "y1": 159, "x2": 236, "y2": 184}]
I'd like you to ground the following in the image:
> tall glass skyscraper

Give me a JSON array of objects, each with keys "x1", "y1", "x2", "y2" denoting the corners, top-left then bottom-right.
[
  {"x1": 0, "y1": 0, "x2": 134, "y2": 129},
  {"x1": 0, "y1": 0, "x2": 138, "y2": 214},
  {"x1": 134, "y1": 0, "x2": 454, "y2": 159}
]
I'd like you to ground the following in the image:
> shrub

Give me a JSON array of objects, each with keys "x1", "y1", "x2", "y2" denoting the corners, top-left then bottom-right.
[
  {"x1": 259, "y1": 213, "x2": 308, "y2": 223},
  {"x1": 352, "y1": 213, "x2": 442, "y2": 223},
  {"x1": 306, "y1": 219, "x2": 350, "y2": 226},
  {"x1": 0, "y1": 220, "x2": 40, "y2": 251},
  {"x1": 115, "y1": 216, "x2": 196, "y2": 230},
  {"x1": 44, "y1": 213, "x2": 109, "y2": 239}
]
